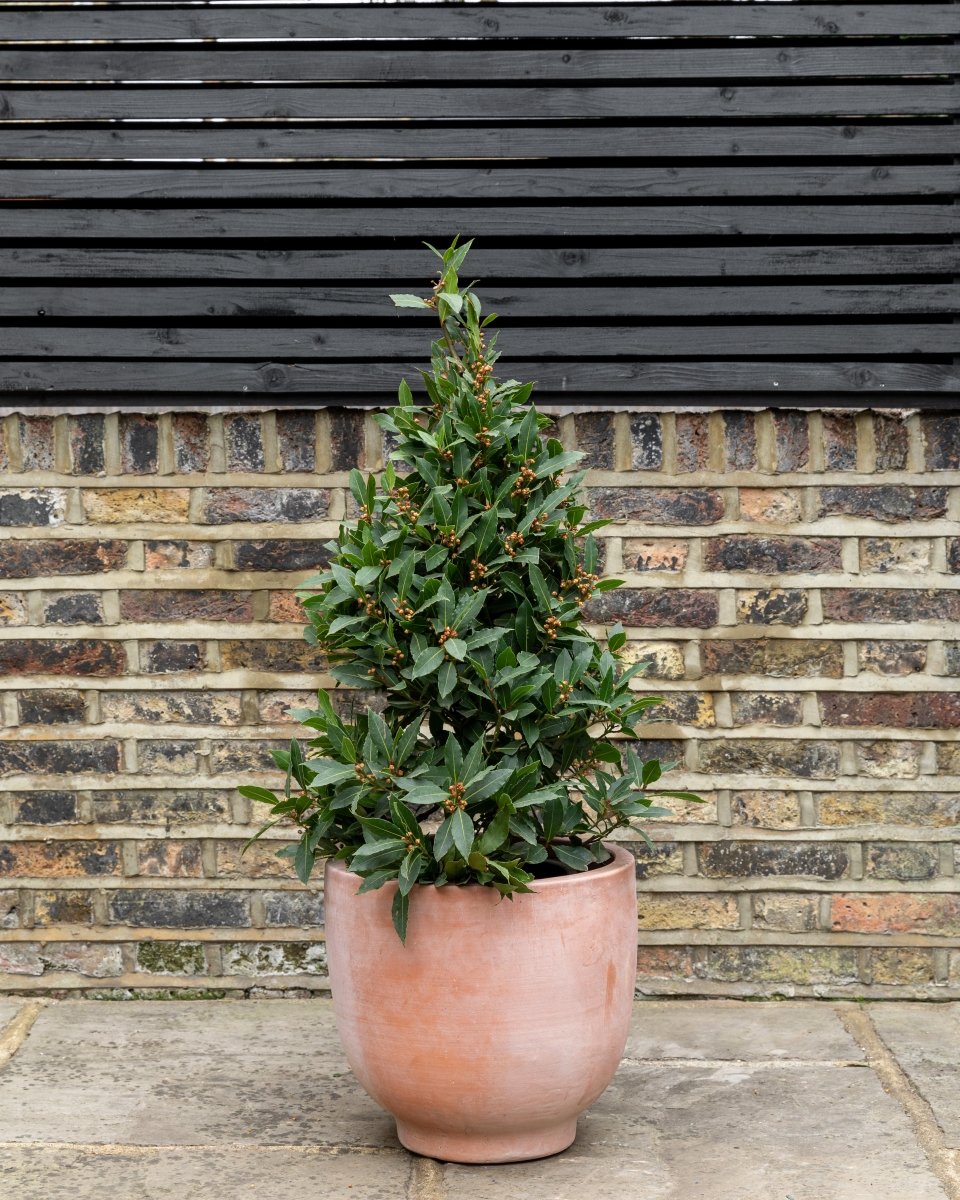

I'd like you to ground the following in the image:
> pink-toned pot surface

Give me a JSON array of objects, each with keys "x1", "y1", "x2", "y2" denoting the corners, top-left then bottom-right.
[{"x1": 324, "y1": 844, "x2": 637, "y2": 1163}]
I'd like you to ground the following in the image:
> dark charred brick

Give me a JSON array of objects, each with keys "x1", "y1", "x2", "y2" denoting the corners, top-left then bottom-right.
[
  {"x1": 772, "y1": 411, "x2": 809, "y2": 472},
  {"x1": 944, "y1": 644, "x2": 960, "y2": 676},
  {"x1": 219, "y1": 640, "x2": 324, "y2": 671},
  {"x1": 821, "y1": 692, "x2": 960, "y2": 729},
  {"x1": 33, "y1": 890, "x2": 94, "y2": 925},
  {"x1": 42, "y1": 592, "x2": 105, "y2": 626},
  {"x1": 92, "y1": 789, "x2": 231, "y2": 823},
  {"x1": 574, "y1": 412, "x2": 615, "y2": 470},
  {"x1": 0, "y1": 539, "x2": 125, "y2": 581},
  {"x1": 263, "y1": 891, "x2": 325, "y2": 927},
  {"x1": 13, "y1": 791, "x2": 77, "y2": 824},
  {"x1": 820, "y1": 486, "x2": 947, "y2": 522},
  {"x1": 621, "y1": 738, "x2": 685, "y2": 767},
  {"x1": 328, "y1": 410, "x2": 367, "y2": 471},
  {"x1": 200, "y1": 487, "x2": 330, "y2": 525},
  {"x1": 675, "y1": 413, "x2": 711, "y2": 473},
  {"x1": 69, "y1": 414, "x2": 105, "y2": 476},
  {"x1": 119, "y1": 413, "x2": 159, "y2": 474},
  {"x1": 18, "y1": 416, "x2": 55, "y2": 471},
  {"x1": 866, "y1": 843, "x2": 939, "y2": 881},
  {"x1": 873, "y1": 414, "x2": 910, "y2": 472},
  {"x1": 584, "y1": 588, "x2": 718, "y2": 629},
  {"x1": 0, "y1": 841, "x2": 120, "y2": 877},
  {"x1": 629, "y1": 414, "x2": 663, "y2": 470},
  {"x1": 630, "y1": 841, "x2": 682, "y2": 879},
  {"x1": 208, "y1": 739, "x2": 288, "y2": 772},
  {"x1": 0, "y1": 739, "x2": 120, "y2": 777},
  {"x1": 589, "y1": 488, "x2": 724, "y2": 525},
  {"x1": 109, "y1": 890, "x2": 251, "y2": 928},
  {"x1": 822, "y1": 414, "x2": 857, "y2": 470},
  {"x1": 224, "y1": 414, "x2": 266, "y2": 472},
  {"x1": 922, "y1": 414, "x2": 960, "y2": 470},
  {"x1": 730, "y1": 692, "x2": 804, "y2": 726},
  {"x1": 858, "y1": 640, "x2": 927, "y2": 675},
  {"x1": 947, "y1": 541, "x2": 960, "y2": 575},
  {"x1": 823, "y1": 589, "x2": 960, "y2": 624},
  {"x1": 233, "y1": 539, "x2": 329, "y2": 572},
  {"x1": 18, "y1": 690, "x2": 87, "y2": 725},
  {"x1": 139, "y1": 640, "x2": 206, "y2": 674},
  {"x1": 737, "y1": 588, "x2": 808, "y2": 626},
  {"x1": 0, "y1": 489, "x2": 65, "y2": 526},
  {"x1": 702, "y1": 638, "x2": 843, "y2": 678},
  {"x1": 120, "y1": 589, "x2": 253, "y2": 623},
  {"x1": 699, "y1": 841, "x2": 849, "y2": 879},
  {"x1": 704, "y1": 535, "x2": 841, "y2": 574},
  {"x1": 172, "y1": 413, "x2": 210, "y2": 473},
  {"x1": 723, "y1": 412, "x2": 757, "y2": 471},
  {"x1": 276, "y1": 412, "x2": 317, "y2": 472},
  {"x1": 137, "y1": 740, "x2": 198, "y2": 775},
  {"x1": 0, "y1": 639, "x2": 125, "y2": 677},
  {"x1": 698, "y1": 737, "x2": 840, "y2": 779}
]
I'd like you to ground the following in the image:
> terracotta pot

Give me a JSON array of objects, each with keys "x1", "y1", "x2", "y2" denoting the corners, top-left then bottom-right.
[{"x1": 324, "y1": 843, "x2": 637, "y2": 1163}]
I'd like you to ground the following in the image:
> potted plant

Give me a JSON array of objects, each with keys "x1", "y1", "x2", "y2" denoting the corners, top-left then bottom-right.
[{"x1": 242, "y1": 239, "x2": 698, "y2": 1164}]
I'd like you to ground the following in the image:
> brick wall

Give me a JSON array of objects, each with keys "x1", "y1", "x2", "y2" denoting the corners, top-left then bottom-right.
[{"x1": 1, "y1": 406, "x2": 959, "y2": 999}]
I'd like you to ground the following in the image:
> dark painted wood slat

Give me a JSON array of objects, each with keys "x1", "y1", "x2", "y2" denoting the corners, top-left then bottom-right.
[
  {"x1": 4, "y1": 166, "x2": 957, "y2": 200},
  {"x1": 3, "y1": 206, "x2": 956, "y2": 239},
  {"x1": 4, "y1": 245, "x2": 955, "y2": 281},
  {"x1": 3, "y1": 359, "x2": 956, "y2": 394},
  {"x1": 0, "y1": 85, "x2": 953, "y2": 120},
  {"x1": 4, "y1": 324, "x2": 953, "y2": 359},
  {"x1": 3, "y1": 47, "x2": 957, "y2": 81},
  {"x1": 4, "y1": 284, "x2": 955, "y2": 318}
]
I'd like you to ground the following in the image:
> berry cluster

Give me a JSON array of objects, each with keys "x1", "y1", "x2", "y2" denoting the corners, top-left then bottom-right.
[
  {"x1": 503, "y1": 531, "x2": 525, "y2": 558},
  {"x1": 389, "y1": 485, "x2": 420, "y2": 525},
  {"x1": 543, "y1": 615, "x2": 561, "y2": 640},
  {"x1": 437, "y1": 626, "x2": 459, "y2": 647},
  {"x1": 444, "y1": 781, "x2": 467, "y2": 812},
  {"x1": 511, "y1": 459, "x2": 537, "y2": 500}
]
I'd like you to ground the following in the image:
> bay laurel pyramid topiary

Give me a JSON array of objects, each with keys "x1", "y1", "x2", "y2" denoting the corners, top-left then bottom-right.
[{"x1": 242, "y1": 239, "x2": 699, "y2": 940}]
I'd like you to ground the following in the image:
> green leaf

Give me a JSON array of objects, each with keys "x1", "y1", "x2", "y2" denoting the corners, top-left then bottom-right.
[
  {"x1": 356, "y1": 869, "x2": 394, "y2": 894},
  {"x1": 437, "y1": 660, "x2": 457, "y2": 699},
  {"x1": 534, "y1": 450, "x2": 584, "y2": 478},
  {"x1": 348, "y1": 468, "x2": 367, "y2": 510},
  {"x1": 390, "y1": 293, "x2": 431, "y2": 309},
  {"x1": 409, "y1": 646, "x2": 445, "y2": 678},
  {"x1": 449, "y1": 808, "x2": 475, "y2": 859},
  {"x1": 300, "y1": 761, "x2": 357, "y2": 787},
  {"x1": 607, "y1": 623, "x2": 627, "y2": 652},
  {"x1": 527, "y1": 564, "x2": 554, "y2": 612},
  {"x1": 552, "y1": 843, "x2": 593, "y2": 872},
  {"x1": 479, "y1": 808, "x2": 510, "y2": 854},
  {"x1": 541, "y1": 795, "x2": 564, "y2": 840},
  {"x1": 398, "y1": 378, "x2": 414, "y2": 406},
  {"x1": 391, "y1": 889, "x2": 410, "y2": 942},
  {"x1": 443, "y1": 638, "x2": 467, "y2": 661},
  {"x1": 396, "y1": 553, "x2": 415, "y2": 600},
  {"x1": 351, "y1": 839, "x2": 406, "y2": 872},
  {"x1": 433, "y1": 814, "x2": 455, "y2": 860},
  {"x1": 437, "y1": 291, "x2": 463, "y2": 313},
  {"x1": 294, "y1": 838, "x2": 316, "y2": 884},
  {"x1": 355, "y1": 565, "x2": 381, "y2": 588},
  {"x1": 398, "y1": 848, "x2": 423, "y2": 896},
  {"x1": 237, "y1": 786, "x2": 279, "y2": 806},
  {"x1": 514, "y1": 600, "x2": 536, "y2": 652}
]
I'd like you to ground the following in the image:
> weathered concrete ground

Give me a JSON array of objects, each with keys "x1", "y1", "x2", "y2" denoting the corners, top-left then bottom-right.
[{"x1": 0, "y1": 997, "x2": 958, "y2": 1199}]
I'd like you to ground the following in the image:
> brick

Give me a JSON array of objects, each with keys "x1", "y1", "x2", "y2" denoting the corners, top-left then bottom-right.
[
  {"x1": 636, "y1": 893, "x2": 739, "y2": 930},
  {"x1": 39, "y1": 943, "x2": 124, "y2": 978},
  {"x1": 215, "y1": 841, "x2": 297, "y2": 879},
  {"x1": 722, "y1": 412, "x2": 756, "y2": 471},
  {"x1": 617, "y1": 641, "x2": 686, "y2": 680},
  {"x1": 108, "y1": 889, "x2": 251, "y2": 928},
  {"x1": 119, "y1": 413, "x2": 159, "y2": 474},
  {"x1": 42, "y1": 592, "x2": 105, "y2": 626},
  {"x1": 699, "y1": 737, "x2": 840, "y2": 779},
  {"x1": 939, "y1": 744, "x2": 960, "y2": 774},
  {"x1": 736, "y1": 589, "x2": 808, "y2": 626},
  {"x1": 817, "y1": 792, "x2": 960, "y2": 827},
  {"x1": 268, "y1": 591, "x2": 304, "y2": 622},
  {"x1": 92, "y1": 789, "x2": 231, "y2": 824},
  {"x1": 0, "y1": 422, "x2": 9, "y2": 472},
  {"x1": 573, "y1": 412, "x2": 615, "y2": 470},
  {"x1": 584, "y1": 588, "x2": 718, "y2": 628},
  {"x1": 100, "y1": 691, "x2": 242, "y2": 725},
  {"x1": 33, "y1": 890, "x2": 94, "y2": 925},
  {"x1": 0, "y1": 638, "x2": 125, "y2": 676},
  {"x1": 199, "y1": 487, "x2": 330, "y2": 524},
  {"x1": 276, "y1": 412, "x2": 316, "y2": 472},
  {"x1": 0, "y1": 891, "x2": 19, "y2": 928},
  {"x1": 921, "y1": 414, "x2": 960, "y2": 470},
  {"x1": 702, "y1": 638, "x2": 843, "y2": 678},
  {"x1": 144, "y1": 540, "x2": 215, "y2": 569},
  {"x1": 81, "y1": 488, "x2": 190, "y2": 524},
  {"x1": 648, "y1": 692, "x2": 715, "y2": 728},
  {"x1": 623, "y1": 737, "x2": 684, "y2": 767},
  {"x1": 224, "y1": 414, "x2": 266, "y2": 472},
  {"x1": 221, "y1": 941, "x2": 327, "y2": 976},
  {"x1": 873, "y1": 414, "x2": 910, "y2": 472},
  {"x1": 0, "y1": 593, "x2": 27, "y2": 625},
  {"x1": 219, "y1": 640, "x2": 325, "y2": 672},
  {"x1": 821, "y1": 486, "x2": 947, "y2": 522},
  {"x1": 635, "y1": 946, "x2": 695, "y2": 980},
  {"x1": 865, "y1": 843, "x2": 938, "y2": 881},
  {"x1": 0, "y1": 945, "x2": 42, "y2": 976},
  {"x1": 0, "y1": 488, "x2": 66, "y2": 526},
  {"x1": 698, "y1": 841, "x2": 848, "y2": 879},
  {"x1": 257, "y1": 690, "x2": 314, "y2": 723},
  {"x1": 822, "y1": 693, "x2": 960, "y2": 729},
  {"x1": 68, "y1": 414, "x2": 105, "y2": 476},
  {"x1": 172, "y1": 413, "x2": 210, "y2": 473},
  {"x1": 0, "y1": 740, "x2": 120, "y2": 776},
  {"x1": 752, "y1": 894, "x2": 820, "y2": 932},
  {"x1": 738, "y1": 488, "x2": 803, "y2": 525},
  {"x1": 706, "y1": 536, "x2": 840, "y2": 574},
  {"x1": 263, "y1": 891, "x2": 325, "y2": 927},
  {"x1": 18, "y1": 416, "x2": 55, "y2": 471},
  {"x1": 944, "y1": 644, "x2": 960, "y2": 676},
  {"x1": 233, "y1": 539, "x2": 328, "y2": 572},
  {"x1": 772, "y1": 411, "x2": 809, "y2": 472},
  {"x1": 730, "y1": 693, "x2": 804, "y2": 727},
  {"x1": 0, "y1": 841, "x2": 120, "y2": 877},
  {"x1": 646, "y1": 791, "x2": 718, "y2": 825},
  {"x1": 855, "y1": 741, "x2": 923, "y2": 780},
  {"x1": 139, "y1": 640, "x2": 207, "y2": 674},
  {"x1": 870, "y1": 949, "x2": 935, "y2": 985},
  {"x1": 120, "y1": 589, "x2": 253, "y2": 623},
  {"x1": 18, "y1": 689, "x2": 87, "y2": 725},
  {"x1": 703, "y1": 946, "x2": 857, "y2": 985},
  {"x1": 137, "y1": 841, "x2": 204, "y2": 877},
  {"x1": 675, "y1": 413, "x2": 710, "y2": 473},
  {"x1": 629, "y1": 414, "x2": 663, "y2": 470},
  {"x1": 137, "y1": 740, "x2": 199, "y2": 775},
  {"x1": 823, "y1": 589, "x2": 960, "y2": 624},
  {"x1": 0, "y1": 539, "x2": 126, "y2": 580},
  {"x1": 627, "y1": 841, "x2": 683, "y2": 879},
  {"x1": 730, "y1": 790, "x2": 801, "y2": 827},
  {"x1": 858, "y1": 640, "x2": 927, "y2": 676},
  {"x1": 589, "y1": 487, "x2": 723, "y2": 525},
  {"x1": 620, "y1": 539, "x2": 688, "y2": 572},
  {"x1": 831, "y1": 893, "x2": 960, "y2": 936},
  {"x1": 209, "y1": 740, "x2": 287, "y2": 773},
  {"x1": 135, "y1": 941, "x2": 205, "y2": 975},
  {"x1": 822, "y1": 414, "x2": 857, "y2": 470},
  {"x1": 328, "y1": 410, "x2": 367, "y2": 471},
  {"x1": 946, "y1": 541, "x2": 960, "y2": 574},
  {"x1": 13, "y1": 791, "x2": 78, "y2": 824}
]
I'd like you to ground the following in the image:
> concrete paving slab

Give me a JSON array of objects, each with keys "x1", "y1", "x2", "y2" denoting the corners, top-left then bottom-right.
[
  {"x1": 868, "y1": 1002, "x2": 960, "y2": 1149},
  {"x1": 627, "y1": 999, "x2": 864, "y2": 1062},
  {"x1": 0, "y1": 1145, "x2": 412, "y2": 1200},
  {"x1": 0, "y1": 1000, "x2": 26, "y2": 1032},
  {"x1": 0, "y1": 999, "x2": 395, "y2": 1148}
]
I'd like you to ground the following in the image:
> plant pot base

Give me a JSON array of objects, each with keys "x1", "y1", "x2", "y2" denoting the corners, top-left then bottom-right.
[{"x1": 396, "y1": 1117, "x2": 578, "y2": 1164}]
